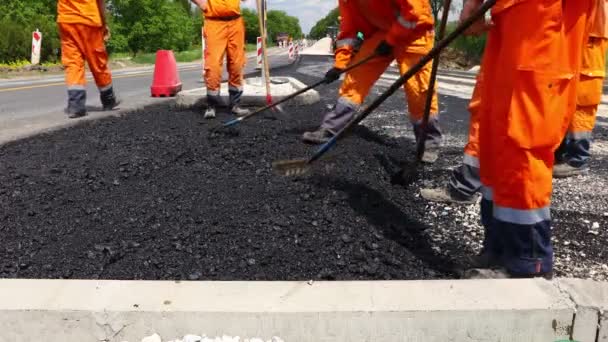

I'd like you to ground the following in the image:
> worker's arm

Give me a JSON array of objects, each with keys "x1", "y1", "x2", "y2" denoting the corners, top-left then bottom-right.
[
  {"x1": 97, "y1": 0, "x2": 107, "y2": 26},
  {"x1": 333, "y1": 2, "x2": 358, "y2": 69},
  {"x1": 384, "y1": 0, "x2": 434, "y2": 47},
  {"x1": 460, "y1": 0, "x2": 492, "y2": 35},
  {"x1": 96, "y1": 0, "x2": 111, "y2": 41},
  {"x1": 190, "y1": 0, "x2": 208, "y2": 11}
]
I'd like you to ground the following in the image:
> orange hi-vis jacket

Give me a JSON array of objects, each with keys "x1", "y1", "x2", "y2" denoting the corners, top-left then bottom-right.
[
  {"x1": 334, "y1": 0, "x2": 434, "y2": 69},
  {"x1": 204, "y1": 0, "x2": 242, "y2": 19},
  {"x1": 57, "y1": 0, "x2": 102, "y2": 27}
]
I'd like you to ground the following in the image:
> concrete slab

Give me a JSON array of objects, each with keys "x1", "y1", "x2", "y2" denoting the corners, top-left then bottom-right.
[
  {"x1": 175, "y1": 77, "x2": 320, "y2": 109},
  {"x1": 0, "y1": 279, "x2": 576, "y2": 342},
  {"x1": 557, "y1": 278, "x2": 608, "y2": 342}
]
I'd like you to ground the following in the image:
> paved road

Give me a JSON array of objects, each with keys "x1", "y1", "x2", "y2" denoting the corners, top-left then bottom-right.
[{"x1": 0, "y1": 48, "x2": 291, "y2": 143}]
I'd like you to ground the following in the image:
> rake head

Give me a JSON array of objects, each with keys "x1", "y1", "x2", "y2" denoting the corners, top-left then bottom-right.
[{"x1": 272, "y1": 158, "x2": 311, "y2": 176}]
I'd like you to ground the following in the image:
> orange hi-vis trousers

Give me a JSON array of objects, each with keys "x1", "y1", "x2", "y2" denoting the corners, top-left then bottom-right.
[
  {"x1": 475, "y1": 0, "x2": 593, "y2": 276},
  {"x1": 58, "y1": 23, "x2": 112, "y2": 91},
  {"x1": 203, "y1": 16, "x2": 245, "y2": 106},
  {"x1": 338, "y1": 31, "x2": 438, "y2": 123},
  {"x1": 570, "y1": 37, "x2": 607, "y2": 138}
]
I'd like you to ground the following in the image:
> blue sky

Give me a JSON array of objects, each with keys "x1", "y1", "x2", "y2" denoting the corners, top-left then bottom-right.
[{"x1": 242, "y1": 0, "x2": 338, "y2": 34}]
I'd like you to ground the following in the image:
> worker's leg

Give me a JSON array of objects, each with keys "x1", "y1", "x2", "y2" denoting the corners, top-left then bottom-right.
[
  {"x1": 479, "y1": 0, "x2": 590, "y2": 276},
  {"x1": 226, "y1": 18, "x2": 246, "y2": 111},
  {"x1": 81, "y1": 24, "x2": 118, "y2": 110},
  {"x1": 449, "y1": 75, "x2": 483, "y2": 198},
  {"x1": 321, "y1": 32, "x2": 392, "y2": 133},
  {"x1": 420, "y1": 72, "x2": 483, "y2": 203},
  {"x1": 395, "y1": 49, "x2": 442, "y2": 153},
  {"x1": 563, "y1": 38, "x2": 607, "y2": 169},
  {"x1": 58, "y1": 23, "x2": 87, "y2": 117},
  {"x1": 204, "y1": 20, "x2": 229, "y2": 108}
]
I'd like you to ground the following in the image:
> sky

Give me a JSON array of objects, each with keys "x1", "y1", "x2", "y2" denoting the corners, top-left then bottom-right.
[{"x1": 241, "y1": 0, "x2": 338, "y2": 34}]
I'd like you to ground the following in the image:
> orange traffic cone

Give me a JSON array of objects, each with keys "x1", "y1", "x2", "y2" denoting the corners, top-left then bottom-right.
[{"x1": 151, "y1": 50, "x2": 182, "y2": 97}]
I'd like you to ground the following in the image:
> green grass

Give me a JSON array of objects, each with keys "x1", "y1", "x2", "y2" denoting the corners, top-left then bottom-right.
[
  {"x1": 0, "y1": 59, "x2": 61, "y2": 69},
  {"x1": 246, "y1": 43, "x2": 257, "y2": 52}
]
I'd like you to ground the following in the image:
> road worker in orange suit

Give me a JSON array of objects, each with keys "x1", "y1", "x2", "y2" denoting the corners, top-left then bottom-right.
[
  {"x1": 456, "y1": 0, "x2": 595, "y2": 279},
  {"x1": 57, "y1": 0, "x2": 119, "y2": 118},
  {"x1": 422, "y1": 0, "x2": 607, "y2": 204},
  {"x1": 302, "y1": 0, "x2": 443, "y2": 163},
  {"x1": 554, "y1": 0, "x2": 608, "y2": 178},
  {"x1": 191, "y1": 0, "x2": 250, "y2": 119}
]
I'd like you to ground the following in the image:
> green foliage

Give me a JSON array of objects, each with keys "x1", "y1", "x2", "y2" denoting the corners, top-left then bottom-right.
[
  {"x1": 446, "y1": 22, "x2": 487, "y2": 62},
  {"x1": 0, "y1": 0, "x2": 60, "y2": 63},
  {"x1": 266, "y1": 10, "x2": 302, "y2": 42},
  {"x1": 0, "y1": 0, "x2": 300, "y2": 64},
  {"x1": 309, "y1": 7, "x2": 339, "y2": 39},
  {"x1": 110, "y1": 0, "x2": 197, "y2": 55},
  {"x1": 241, "y1": 8, "x2": 302, "y2": 44},
  {"x1": 242, "y1": 8, "x2": 260, "y2": 44}
]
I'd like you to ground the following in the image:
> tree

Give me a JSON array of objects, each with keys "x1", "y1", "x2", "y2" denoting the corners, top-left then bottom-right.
[
  {"x1": 308, "y1": 8, "x2": 339, "y2": 40},
  {"x1": 0, "y1": 0, "x2": 60, "y2": 63},
  {"x1": 241, "y1": 9, "x2": 302, "y2": 44},
  {"x1": 110, "y1": 0, "x2": 197, "y2": 55},
  {"x1": 242, "y1": 8, "x2": 260, "y2": 44}
]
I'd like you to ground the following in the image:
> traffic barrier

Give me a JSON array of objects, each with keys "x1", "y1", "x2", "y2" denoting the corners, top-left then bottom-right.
[
  {"x1": 150, "y1": 50, "x2": 182, "y2": 97},
  {"x1": 31, "y1": 29, "x2": 42, "y2": 65},
  {"x1": 288, "y1": 42, "x2": 295, "y2": 60},
  {"x1": 256, "y1": 37, "x2": 263, "y2": 69}
]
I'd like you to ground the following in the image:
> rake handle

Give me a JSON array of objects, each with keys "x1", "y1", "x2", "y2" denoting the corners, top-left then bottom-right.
[
  {"x1": 416, "y1": 0, "x2": 452, "y2": 161},
  {"x1": 308, "y1": 0, "x2": 497, "y2": 164}
]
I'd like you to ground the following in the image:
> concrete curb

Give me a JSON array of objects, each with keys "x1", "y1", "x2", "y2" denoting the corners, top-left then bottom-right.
[
  {"x1": 0, "y1": 278, "x2": 606, "y2": 341},
  {"x1": 175, "y1": 77, "x2": 320, "y2": 109}
]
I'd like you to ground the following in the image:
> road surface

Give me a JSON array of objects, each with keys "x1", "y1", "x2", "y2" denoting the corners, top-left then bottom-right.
[{"x1": 0, "y1": 48, "x2": 291, "y2": 143}]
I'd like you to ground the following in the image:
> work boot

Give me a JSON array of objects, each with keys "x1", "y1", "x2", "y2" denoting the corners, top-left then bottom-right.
[
  {"x1": 302, "y1": 128, "x2": 334, "y2": 145},
  {"x1": 421, "y1": 148, "x2": 439, "y2": 164},
  {"x1": 464, "y1": 251, "x2": 502, "y2": 269},
  {"x1": 100, "y1": 86, "x2": 120, "y2": 110},
  {"x1": 204, "y1": 106, "x2": 216, "y2": 119},
  {"x1": 65, "y1": 89, "x2": 87, "y2": 118},
  {"x1": 420, "y1": 186, "x2": 479, "y2": 204},
  {"x1": 463, "y1": 268, "x2": 510, "y2": 279},
  {"x1": 231, "y1": 105, "x2": 251, "y2": 117},
  {"x1": 464, "y1": 268, "x2": 553, "y2": 280},
  {"x1": 553, "y1": 163, "x2": 589, "y2": 178}
]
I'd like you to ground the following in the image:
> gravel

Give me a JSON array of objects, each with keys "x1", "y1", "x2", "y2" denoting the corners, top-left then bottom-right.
[{"x1": 0, "y1": 57, "x2": 606, "y2": 281}]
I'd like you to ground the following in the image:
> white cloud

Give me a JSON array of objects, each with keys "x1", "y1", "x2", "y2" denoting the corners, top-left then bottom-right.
[{"x1": 242, "y1": 0, "x2": 338, "y2": 34}]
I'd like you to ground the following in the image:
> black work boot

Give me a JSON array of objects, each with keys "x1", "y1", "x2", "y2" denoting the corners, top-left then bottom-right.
[
  {"x1": 100, "y1": 86, "x2": 120, "y2": 111},
  {"x1": 229, "y1": 87, "x2": 250, "y2": 116},
  {"x1": 420, "y1": 185, "x2": 479, "y2": 204},
  {"x1": 302, "y1": 128, "x2": 334, "y2": 144},
  {"x1": 414, "y1": 116, "x2": 443, "y2": 164},
  {"x1": 66, "y1": 89, "x2": 87, "y2": 118}
]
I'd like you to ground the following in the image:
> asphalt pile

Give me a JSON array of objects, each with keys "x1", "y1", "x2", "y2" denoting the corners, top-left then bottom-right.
[
  {"x1": 0, "y1": 76, "x2": 455, "y2": 281},
  {"x1": 1, "y1": 65, "x2": 606, "y2": 281}
]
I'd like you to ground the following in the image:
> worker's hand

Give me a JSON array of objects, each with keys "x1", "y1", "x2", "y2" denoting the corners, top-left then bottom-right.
[
  {"x1": 103, "y1": 25, "x2": 111, "y2": 42},
  {"x1": 324, "y1": 67, "x2": 343, "y2": 84},
  {"x1": 374, "y1": 41, "x2": 393, "y2": 56},
  {"x1": 460, "y1": 0, "x2": 492, "y2": 36}
]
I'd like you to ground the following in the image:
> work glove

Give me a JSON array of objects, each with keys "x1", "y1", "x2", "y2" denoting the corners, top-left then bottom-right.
[
  {"x1": 374, "y1": 41, "x2": 393, "y2": 56},
  {"x1": 324, "y1": 67, "x2": 343, "y2": 84}
]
